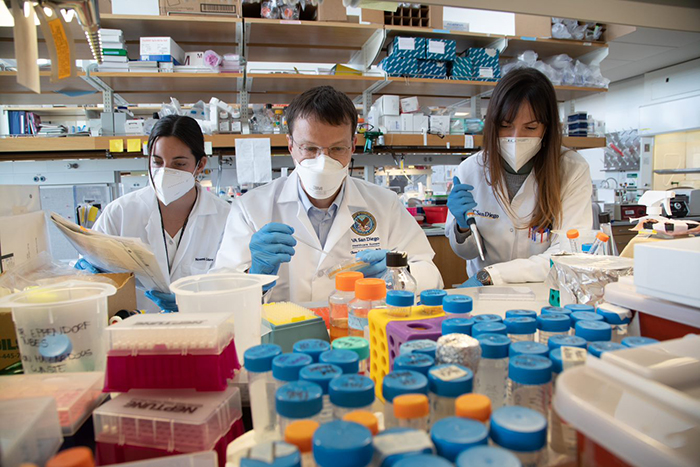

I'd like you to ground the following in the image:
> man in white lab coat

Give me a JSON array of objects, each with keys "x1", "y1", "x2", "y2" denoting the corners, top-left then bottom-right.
[{"x1": 213, "y1": 86, "x2": 443, "y2": 302}]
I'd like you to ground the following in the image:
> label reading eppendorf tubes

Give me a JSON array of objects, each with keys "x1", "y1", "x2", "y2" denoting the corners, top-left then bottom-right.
[
  {"x1": 124, "y1": 398, "x2": 204, "y2": 414},
  {"x1": 430, "y1": 365, "x2": 468, "y2": 382}
]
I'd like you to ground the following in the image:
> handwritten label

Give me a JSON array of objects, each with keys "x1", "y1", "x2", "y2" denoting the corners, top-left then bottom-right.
[
  {"x1": 109, "y1": 139, "x2": 124, "y2": 153},
  {"x1": 398, "y1": 37, "x2": 415, "y2": 50},
  {"x1": 16, "y1": 319, "x2": 96, "y2": 373},
  {"x1": 430, "y1": 364, "x2": 469, "y2": 381},
  {"x1": 428, "y1": 40, "x2": 445, "y2": 55},
  {"x1": 48, "y1": 18, "x2": 71, "y2": 79},
  {"x1": 561, "y1": 346, "x2": 587, "y2": 371}
]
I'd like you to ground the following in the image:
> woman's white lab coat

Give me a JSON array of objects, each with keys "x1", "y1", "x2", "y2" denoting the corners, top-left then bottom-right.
[
  {"x1": 446, "y1": 148, "x2": 593, "y2": 285},
  {"x1": 212, "y1": 171, "x2": 443, "y2": 303},
  {"x1": 93, "y1": 184, "x2": 231, "y2": 310}
]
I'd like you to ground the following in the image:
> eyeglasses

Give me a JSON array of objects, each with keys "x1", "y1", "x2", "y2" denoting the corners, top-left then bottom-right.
[{"x1": 291, "y1": 139, "x2": 353, "y2": 159}]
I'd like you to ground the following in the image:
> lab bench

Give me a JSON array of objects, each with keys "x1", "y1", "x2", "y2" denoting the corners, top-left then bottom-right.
[{"x1": 611, "y1": 216, "x2": 700, "y2": 253}]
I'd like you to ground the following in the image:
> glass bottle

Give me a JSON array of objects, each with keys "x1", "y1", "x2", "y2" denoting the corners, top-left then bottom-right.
[
  {"x1": 546, "y1": 335, "x2": 586, "y2": 351},
  {"x1": 285, "y1": 420, "x2": 319, "y2": 467},
  {"x1": 621, "y1": 336, "x2": 659, "y2": 348},
  {"x1": 442, "y1": 295, "x2": 473, "y2": 319},
  {"x1": 392, "y1": 352, "x2": 435, "y2": 376},
  {"x1": 455, "y1": 393, "x2": 491, "y2": 424},
  {"x1": 456, "y1": 446, "x2": 521, "y2": 467},
  {"x1": 293, "y1": 339, "x2": 330, "y2": 363},
  {"x1": 588, "y1": 341, "x2": 626, "y2": 358},
  {"x1": 472, "y1": 321, "x2": 507, "y2": 338},
  {"x1": 385, "y1": 290, "x2": 415, "y2": 318},
  {"x1": 442, "y1": 318, "x2": 475, "y2": 337},
  {"x1": 490, "y1": 406, "x2": 548, "y2": 467},
  {"x1": 472, "y1": 314, "x2": 503, "y2": 324},
  {"x1": 329, "y1": 271, "x2": 363, "y2": 342},
  {"x1": 420, "y1": 289, "x2": 447, "y2": 315},
  {"x1": 474, "y1": 333, "x2": 511, "y2": 411},
  {"x1": 536, "y1": 313, "x2": 570, "y2": 346},
  {"x1": 509, "y1": 341, "x2": 549, "y2": 359},
  {"x1": 272, "y1": 353, "x2": 313, "y2": 389},
  {"x1": 312, "y1": 421, "x2": 373, "y2": 467},
  {"x1": 399, "y1": 339, "x2": 437, "y2": 359},
  {"x1": 596, "y1": 303, "x2": 632, "y2": 344},
  {"x1": 299, "y1": 363, "x2": 343, "y2": 424},
  {"x1": 428, "y1": 363, "x2": 474, "y2": 424},
  {"x1": 575, "y1": 320, "x2": 612, "y2": 345},
  {"x1": 506, "y1": 355, "x2": 552, "y2": 417},
  {"x1": 348, "y1": 279, "x2": 386, "y2": 338},
  {"x1": 276, "y1": 381, "x2": 323, "y2": 436},
  {"x1": 381, "y1": 252, "x2": 417, "y2": 293},
  {"x1": 505, "y1": 309, "x2": 537, "y2": 319},
  {"x1": 342, "y1": 410, "x2": 379, "y2": 436},
  {"x1": 503, "y1": 317, "x2": 536, "y2": 342}
]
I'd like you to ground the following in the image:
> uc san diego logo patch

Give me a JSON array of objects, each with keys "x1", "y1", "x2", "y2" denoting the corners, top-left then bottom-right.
[{"x1": 351, "y1": 211, "x2": 377, "y2": 236}]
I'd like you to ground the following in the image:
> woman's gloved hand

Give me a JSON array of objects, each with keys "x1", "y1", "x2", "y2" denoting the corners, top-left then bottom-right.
[
  {"x1": 356, "y1": 249, "x2": 389, "y2": 278},
  {"x1": 458, "y1": 275, "x2": 482, "y2": 288},
  {"x1": 145, "y1": 290, "x2": 178, "y2": 313},
  {"x1": 447, "y1": 176, "x2": 477, "y2": 230},
  {"x1": 249, "y1": 223, "x2": 297, "y2": 276},
  {"x1": 74, "y1": 258, "x2": 104, "y2": 274}
]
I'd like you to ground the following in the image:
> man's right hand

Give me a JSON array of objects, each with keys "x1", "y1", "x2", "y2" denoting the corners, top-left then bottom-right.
[
  {"x1": 447, "y1": 176, "x2": 477, "y2": 230},
  {"x1": 249, "y1": 222, "x2": 297, "y2": 276}
]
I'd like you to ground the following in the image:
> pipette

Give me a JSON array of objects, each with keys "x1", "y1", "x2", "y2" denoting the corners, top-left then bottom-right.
[{"x1": 467, "y1": 215, "x2": 485, "y2": 261}]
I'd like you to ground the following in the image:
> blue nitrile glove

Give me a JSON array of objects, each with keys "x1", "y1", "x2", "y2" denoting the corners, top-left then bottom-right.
[
  {"x1": 249, "y1": 223, "x2": 296, "y2": 277},
  {"x1": 74, "y1": 258, "x2": 104, "y2": 274},
  {"x1": 356, "y1": 249, "x2": 389, "y2": 278},
  {"x1": 447, "y1": 176, "x2": 477, "y2": 230},
  {"x1": 145, "y1": 290, "x2": 179, "y2": 313},
  {"x1": 459, "y1": 275, "x2": 482, "y2": 288}
]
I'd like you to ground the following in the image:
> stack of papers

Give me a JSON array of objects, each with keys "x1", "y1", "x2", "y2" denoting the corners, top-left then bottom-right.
[
  {"x1": 100, "y1": 28, "x2": 128, "y2": 72},
  {"x1": 173, "y1": 65, "x2": 219, "y2": 74},
  {"x1": 129, "y1": 61, "x2": 159, "y2": 73},
  {"x1": 37, "y1": 124, "x2": 67, "y2": 136}
]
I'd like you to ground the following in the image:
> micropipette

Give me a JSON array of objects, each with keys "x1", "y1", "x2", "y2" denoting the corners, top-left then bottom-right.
[{"x1": 467, "y1": 215, "x2": 485, "y2": 261}]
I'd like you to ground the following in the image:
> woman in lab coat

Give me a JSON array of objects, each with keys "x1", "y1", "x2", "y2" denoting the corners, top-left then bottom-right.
[
  {"x1": 78, "y1": 115, "x2": 230, "y2": 311},
  {"x1": 446, "y1": 68, "x2": 593, "y2": 286}
]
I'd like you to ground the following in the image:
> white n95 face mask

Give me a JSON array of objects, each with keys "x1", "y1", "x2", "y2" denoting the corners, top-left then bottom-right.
[
  {"x1": 151, "y1": 167, "x2": 196, "y2": 205},
  {"x1": 499, "y1": 137, "x2": 542, "y2": 172},
  {"x1": 295, "y1": 155, "x2": 348, "y2": 200}
]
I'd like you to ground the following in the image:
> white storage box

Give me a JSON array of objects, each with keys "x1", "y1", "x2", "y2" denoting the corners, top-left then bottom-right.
[
  {"x1": 379, "y1": 116, "x2": 401, "y2": 133},
  {"x1": 0, "y1": 397, "x2": 63, "y2": 467},
  {"x1": 375, "y1": 95, "x2": 400, "y2": 116},
  {"x1": 139, "y1": 37, "x2": 186, "y2": 65},
  {"x1": 429, "y1": 115, "x2": 450, "y2": 134}
]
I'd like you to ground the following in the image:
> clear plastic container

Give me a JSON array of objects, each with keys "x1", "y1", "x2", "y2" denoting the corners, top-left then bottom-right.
[
  {"x1": 507, "y1": 355, "x2": 552, "y2": 417},
  {"x1": 394, "y1": 394, "x2": 430, "y2": 431},
  {"x1": 329, "y1": 272, "x2": 363, "y2": 342},
  {"x1": 331, "y1": 337, "x2": 370, "y2": 376},
  {"x1": 392, "y1": 352, "x2": 435, "y2": 376},
  {"x1": 490, "y1": 406, "x2": 547, "y2": 467},
  {"x1": 442, "y1": 295, "x2": 473, "y2": 319},
  {"x1": 382, "y1": 370, "x2": 429, "y2": 429},
  {"x1": 399, "y1": 339, "x2": 438, "y2": 359},
  {"x1": 536, "y1": 312, "x2": 570, "y2": 346},
  {"x1": 575, "y1": 320, "x2": 612, "y2": 344},
  {"x1": 588, "y1": 341, "x2": 626, "y2": 358},
  {"x1": 276, "y1": 381, "x2": 323, "y2": 436},
  {"x1": 312, "y1": 420, "x2": 373, "y2": 467},
  {"x1": 442, "y1": 318, "x2": 475, "y2": 336},
  {"x1": 272, "y1": 353, "x2": 313, "y2": 388},
  {"x1": 428, "y1": 364, "x2": 474, "y2": 424},
  {"x1": 546, "y1": 335, "x2": 586, "y2": 351},
  {"x1": 342, "y1": 410, "x2": 379, "y2": 436},
  {"x1": 503, "y1": 317, "x2": 536, "y2": 342},
  {"x1": 329, "y1": 374, "x2": 375, "y2": 420},
  {"x1": 472, "y1": 321, "x2": 507, "y2": 338},
  {"x1": 381, "y1": 252, "x2": 417, "y2": 293},
  {"x1": 456, "y1": 446, "x2": 521, "y2": 467},
  {"x1": 293, "y1": 339, "x2": 331, "y2": 363},
  {"x1": 348, "y1": 279, "x2": 386, "y2": 338},
  {"x1": 509, "y1": 341, "x2": 549, "y2": 358},
  {"x1": 285, "y1": 420, "x2": 319, "y2": 467},
  {"x1": 505, "y1": 309, "x2": 537, "y2": 319},
  {"x1": 319, "y1": 349, "x2": 359, "y2": 374},
  {"x1": 372, "y1": 428, "x2": 434, "y2": 466},
  {"x1": 232, "y1": 441, "x2": 301, "y2": 467},
  {"x1": 244, "y1": 344, "x2": 283, "y2": 442},
  {"x1": 420, "y1": 289, "x2": 447, "y2": 315},
  {"x1": 385, "y1": 290, "x2": 415, "y2": 318},
  {"x1": 0, "y1": 397, "x2": 62, "y2": 467},
  {"x1": 566, "y1": 229, "x2": 580, "y2": 253},
  {"x1": 299, "y1": 363, "x2": 343, "y2": 424},
  {"x1": 455, "y1": 393, "x2": 492, "y2": 423},
  {"x1": 548, "y1": 347, "x2": 582, "y2": 457},
  {"x1": 430, "y1": 417, "x2": 488, "y2": 462},
  {"x1": 474, "y1": 333, "x2": 511, "y2": 411},
  {"x1": 596, "y1": 302, "x2": 632, "y2": 344}
]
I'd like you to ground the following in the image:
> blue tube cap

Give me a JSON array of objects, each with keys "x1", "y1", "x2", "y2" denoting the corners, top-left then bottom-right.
[
  {"x1": 565, "y1": 304, "x2": 595, "y2": 313},
  {"x1": 490, "y1": 406, "x2": 547, "y2": 452},
  {"x1": 313, "y1": 420, "x2": 373, "y2": 467},
  {"x1": 420, "y1": 289, "x2": 447, "y2": 306},
  {"x1": 472, "y1": 321, "x2": 507, "y2": 337},
  {"x1": 476, "y1": 333, "x2": 511, "y2": 359},
  {"x1": 394, "y1": 455, "x2": 453, "y2": 467},
  {"x1": 319, "y1": 349, "x2": 359, "y2": 374},
  {"x1": 375, "y1": 428, "x2": 434, "y2": 464},
  {"x1": 443, "y1": 295, "x2": 473, "y2": 314},
  {"x1": 382, "y1": 370, "x2": 429, "y2": 402},
  {"x1": 508, "y1": 355, "x2": 552, "y2": 385},
  {"x1": 549, "y1": 348, "x2": 563, "y2": 374},
  {"x1": 272, "y1": 353, "x2": 313, "y2": 382},
  {"x1": 505, "y1": 309, "x2": 537, "y2": 319},
  {"x1": 547, "y1": 335, "x2": 587, "y2": 350},
  {"x1": 442, "y1": 318, "x2": 475, "y2": 336},
  {"x1": 293, "y1": 339, "x2": 331, "y2": 363},
  {"x1": 509, "y1": 341, "x2": 549, "y2": 358},
  {"x1": 387, "y1": 290, "x2": 415, "y2": 307},
  {"x1": 504, "y1": 317, "x2": 537, "y2": 335},
  {"x1": 430, "y1": 417, "x2": 488, "y2": 462},
  {"x1": 393, "y1": 353, "x2": 435, "y2": 376},
  {"x1": 541, "y1": 306, "x2": 570, "y2": 316},
  {"x1": 575, "y1": 320, "x2": 612, "y2": 342},
  {"x1": 240, "y1": 441, "x2": 301, "y2": 467},
  {"x1": 588, "y1": 341, "x2": 626, "y2": 358},
  {"x1": 275, "y1": 381, "x2": 323, "y2": 419},
  {"x1": 571, "y1": 312, "x2": 604, "y2": 327},
  {"x1": 329, "y1": 374, "x2": 375, "y2": 408},
  {"x1": 596, "y1": 304, "x2": 632, "y2": 325},
  {"x1": 456, "y1": 446, "x2": 522, "y2": 467},
  {"x1": 472, "y1": 314, "x2": 503, "y2": 323},
  {"x1": 400, "y1": 339, "x2": 438, "y2": 358},
  {"x1": 536, "y1": 313, "x2": 570, "y2": 333},
  {"x1": 244, "y1": 344, "x2": 282, "y2": 373},
  {"x1": 39, "y1": 334, "x2": 72, "y2": 363},
  {"x1": 428, "y1": 364, "x2": 474, "y2": 397},
  {"x1": 299, "y1": 363, "x2": 343, "y2": 394},
  {"x1": 621, "y1": 336, "x2": 659, "y2": 348}
]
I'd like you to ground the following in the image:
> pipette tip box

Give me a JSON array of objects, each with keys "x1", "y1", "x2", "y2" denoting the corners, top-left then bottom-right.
[
  {"x1": 94, "y1": 387, "x2": 243, "y2": 467},
  {"x1": 104, "y1": 312, "x2": 240, "y2": 392},
  {"x1": 0, "y1": 372, "x2": 107, "y2": 436},
  {"x1": 0, "y1": 397, "x2": 63, "y2": 467}
]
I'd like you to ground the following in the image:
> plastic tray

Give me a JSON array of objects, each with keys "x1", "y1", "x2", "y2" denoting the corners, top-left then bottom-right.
[
  {"x1": 101, "y1": 452, "x2": 217, "y2": 467},
  {"x1": 0, "y1": 397, "x2": 63, "y2": 467},
  {"x1": 0, "y1": 372, "x2": 106, "y2": 436},
  {"x1": 475, "y1": 286, "x2": 536, "y2": 301}
]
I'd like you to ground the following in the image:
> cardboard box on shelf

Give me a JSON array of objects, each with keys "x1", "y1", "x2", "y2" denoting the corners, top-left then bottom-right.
[
  {"x1": 388, "y1": 37, "x2": 426, "y2": 59},
  {"x1": 379, "y1": 56, "x2": 419, "y2": 77},
  {"x1": 139, "y1": 37, "x2": 186, "y2": 65},
  {"x1": 425, "y1": 38, "x2": 456, "y2": 61},
  {"x1": 430, "y1": 115, "x2": 450, "y2": 134},
  {"x1": 375, "y1": 95, "x2": 400, "y2": 117},
  {"x1": 400, "y1": 96, "x2": 419, "y2": 113},
  {"x1": 467, "y1": 48, "x2": 501, "y2": 80},
  {"x1": 451, "y1": 56, "x2": 474, "y2": 79},
  {"x1": 379, "y1": 116, "x2": 401, "y2": 133},
  {"x1": 159, "y1": 0, "x2": 238, "y2": 16},
  {"x1": 400, "y1": 114, "x2": 413, "y2": 133},
  {"x1": 414, "y1": 114, "x2": 429, "y2": 132},
  {"x1": 317, "y1": 0, "x2": 347, "y2": 22},
  {"x1": 360, "y1": 8, "x2": 385, "y2": 25},
  {"x1": 418, "y1": 59, "x2": 447, "y2": 79},
  {"x1": 514, "y1": 13, "x2": 552, "y2": 38}
]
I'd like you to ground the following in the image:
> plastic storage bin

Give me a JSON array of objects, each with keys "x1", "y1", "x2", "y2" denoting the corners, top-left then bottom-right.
[
  {"x1": 0, "y1": 397, "x2": 63, "y2": 467},
  {"x1": 99, "y1": 452, "x2": 217, "y2": 467},
  {"x1": 0, "y1": 280, "x2": 116, "y2": 373},
  {"x1": 94, "y1": 387, "x2": 243, "y2": 467},
  {"x1": 0, "y1": 372, "x2": 106, "y2": 436},
  {"x1": 104, "y1": 312, "x2": 239, "y2": 392}
]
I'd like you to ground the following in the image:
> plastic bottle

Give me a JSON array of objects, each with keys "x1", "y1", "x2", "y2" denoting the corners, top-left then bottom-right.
[
  {"x1": 455, "y1": 393, "x2": 491, "y2": 423},
  {"x1": 244, "y1": 344, "x2": 283, "y2": 442},
  {"x1": 566, "y1": 229, "x2": 580, "y2": 253},
  {"x1": 328, "y1": 374, "x2": 375, "y2": 420},
  {"x1": 442, "y1": 318, "x2": 475, "y2": 336},
  {"x1": 507, "y1": 355, "x2": 552, "y2": 417},
  {"x1": 349, "y1": 279, "x2": 386, "y2": 338},
  {"x1": 427, "y1": 363, "x2": 474, "y2": 424},
  {"x1": 342, "y1": 410, "x2": 379, "y2": 436},
  {"x1": 420, "y1": 289, "x2": 447, "y2": 315},
  {"x1": 588, "y1": 341, "x2": 626, "y2": 358},
  {"x1": 442, "y1": 295, "x2": 473, "y2": 319},
  {"x1": 331, "y1": 337, "x2": 370, "y2": 375},
  {"x1": 385, "y1": 290, "x2": 415, "y2": 318},
  {"x1": 394, "y1": 394, "x2": 430, "y2": 430},
  {"x1": 549, "y1": 348, "x2": 564, "y2": 380},
  {"x1": 46, "y1": 447, "x2": 94, "y2": 467},
  {"x1": 399, "y1": 339, "x2": 437, "y2": 359},
  {"x1": 285, "y1": 420, "x2": 319, "y2": 467},
  {"x1": 509, "y1": 341, "x2": 549, "y2": 359},
  {"x1": 299, "y1": 363, "x2": 343, "y2": 424},
  {"x1": 382, "y1": 370, "x2": 429, "y2": 429},
  {"x1": 503, "y1": 317, "x2": 536, "y2": 342},
  {"x1": 587, "y1": 232, "x2": 610, "y2": 255},
  {"x1": 596, "y1": 303, "x2": 632, "y2": 343},
  {"x1": 293, "y1": 339, "x2": 331, "y2": 363},
  {"x1": 490, "y1": 406, "x2": 547, "y2": 467},
  {"x1": 505, "y1": 309, "x2": 537, "y2": 319},
  {"x1": 536, "y1": 313, "x2": 570, "y2": 346},
  {"x1": 329, "y1": 271, "x2": 364, "y2": 342},
  {"x1": 312, "y1": 420, "x2": 373, "y2": 467},
  {"x1": 372, "y1": 428, "x2": 434, "y2": 466},
  {"x1": 319, "y1": 349, "x2": 359, "y2": 374},
  {"x1": 273, "y1": 353, "x2": 314, "y2": 389},
  {"x1": 546, "y1": 335, "x2": 586, "y2": 351},
  {"x1": 474, "y1": 333, "x2": 511, "y2": 411},
  {"x1": 393, "y1": 352, "x2": 435, "y2": 376},
  {"x1": 575, "y1": 320, "x2": 612, "y2": 344},
  {"x1": 381, "y1": 252, "x2": 417, "y2": 293},
  {"x1": 472, "y1": 321, "x2": 507, "y2": 338},
  {"x1": 621, "y1": 336, "x2": 659, "y2": 348},
  {"x1": 276, "y1": 381, "x2": 324, "y2": 436},
  {"x1": 393, "y1": 455, "x2": 453, "y2": 467},
  {"x1": 456, "y1": 446, "x2": 522, "y2": 467},
  {"x1": 472, "y1": 314, "x2": 503, "y2": 324},
  {"x1": 430, "y1": 417, "x2": 488, "y2": 462},
  {"x1": 548, "y1": 348, "x2": 580, "y2": 457}
]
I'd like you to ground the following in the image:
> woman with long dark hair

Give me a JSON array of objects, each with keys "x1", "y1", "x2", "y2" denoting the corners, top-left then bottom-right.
[
  {"x1": 446, "y1": 68, "x2": 593, "y2": 286},
  {"x1": 78, "y1": 115, "x2": 230, "y2": 311}
]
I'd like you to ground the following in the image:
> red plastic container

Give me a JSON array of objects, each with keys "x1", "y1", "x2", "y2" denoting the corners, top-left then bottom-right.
[{"x1": 422, "y1": 206, "x2": 448, "y2": 224}]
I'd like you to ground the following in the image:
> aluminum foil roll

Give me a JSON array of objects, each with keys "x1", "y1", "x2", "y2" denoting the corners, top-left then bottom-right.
[{"x1": 436, "y1": 334, "x2": 481, "y2": 374}]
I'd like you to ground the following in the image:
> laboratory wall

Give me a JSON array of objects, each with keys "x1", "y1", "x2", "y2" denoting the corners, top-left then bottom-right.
[{"x1": 653, "y1": 130, "x2": 700, "y2": 190}]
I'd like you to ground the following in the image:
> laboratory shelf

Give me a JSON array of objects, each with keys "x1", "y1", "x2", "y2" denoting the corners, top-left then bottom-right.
[
  {"x1": 653, "y1": 168, "x2": 700, "y2": 174},
  {"x1": 247, "y1": 73, "x2": 381, "y2": 103},
  {"x1": 0, "y1": 71, "x2": 100, "y2": 106},
  {"x1": 502, "y1": 36, "x2": 607, "y2": 61}
]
